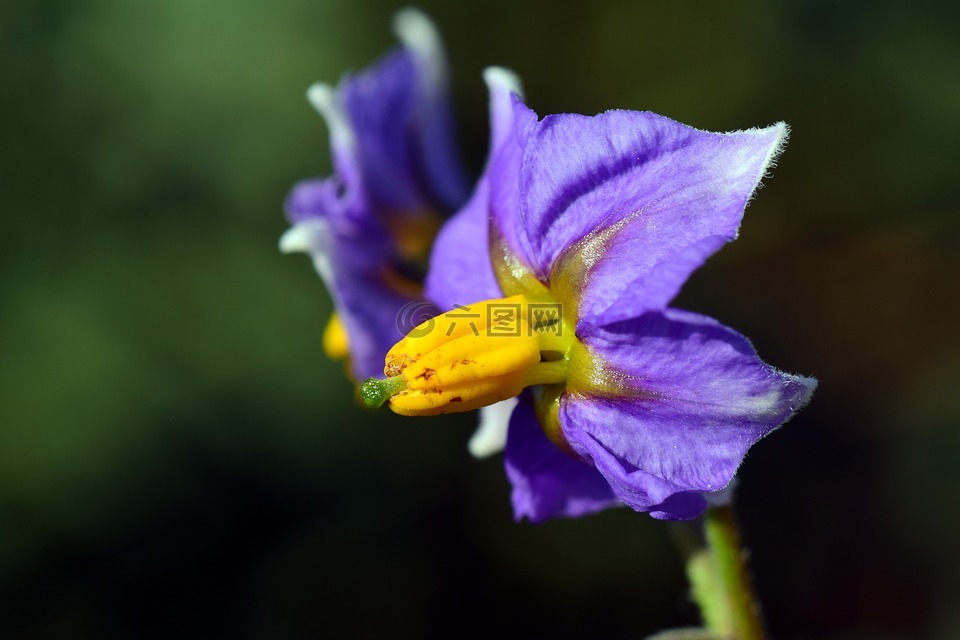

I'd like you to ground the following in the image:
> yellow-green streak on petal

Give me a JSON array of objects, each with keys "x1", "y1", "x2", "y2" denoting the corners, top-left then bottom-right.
[
  {"x1": 531, "y1": 383, "x2": 577, "y2": 456},
  {"x1": 548, "y1": 213, "x2": 635, "y2": 324},
  {"x1": 488, "y1": 224, "x2": 551, "y2": 302},
  {"x1": 363, "y1": 216, "x2": 655, "y2": 428},
  {"x1": 487, "y1": 214, "x2": 648, "y2": 401}
]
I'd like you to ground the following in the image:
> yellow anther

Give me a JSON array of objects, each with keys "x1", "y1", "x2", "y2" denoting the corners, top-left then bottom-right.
[
  {"x1": 322, "y1": 312, "x2": 350, "y2": 361},
  {"x1": 360, "y1": 295, "x2": 573, "y2": 416},
  {"x1": 389, "y1": 370, "x2": 530, "y2": 416}
]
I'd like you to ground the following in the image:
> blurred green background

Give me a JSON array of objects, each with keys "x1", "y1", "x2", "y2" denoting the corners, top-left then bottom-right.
[{"x1": 2, "y1": 0, "x2": 958, "y2": 637}]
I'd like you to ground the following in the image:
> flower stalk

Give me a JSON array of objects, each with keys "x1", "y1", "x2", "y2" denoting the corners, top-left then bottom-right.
[{"x1": 687, "y1": 505, "x2": 766, "y2": 640}]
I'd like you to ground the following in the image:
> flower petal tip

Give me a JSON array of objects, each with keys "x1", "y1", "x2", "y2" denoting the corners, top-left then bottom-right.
[
  {"x1": 278, "y1": 224, "x2": 312, "y2": 254},
  {"x1": 392, "y1": 7, "x2": 438, "y2": 49},
  {"x1": 305, "y1": 81, "x2": 333, "y2": 115},
  {"x1": 483, "y1": 66, "x2": 523, "y2": 97},
  {"x1": 306, "y1": 82, "x2": 352, "y2": 151},
  {"x1": 279, "y1": 220, "x2": 333, "y2": 281},
  {"x1": 761, "y1": 121, "x2": 790, "y2": 178},
  {"x1": 795, "y1": 373, "x2": 818, "y2": 408},
  {"x1": 393, "y1": 8, "x2": 445, "y2": 93}
]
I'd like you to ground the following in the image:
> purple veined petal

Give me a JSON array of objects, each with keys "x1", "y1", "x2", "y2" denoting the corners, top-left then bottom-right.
[
  {"x1": 284, "y1": 178, "x2": 389, "y2": 266},
  {"x1": 468, "y1": 397, "x2": 518, "y2": 458},
  {"x1": 285, "y1": 11, "x2": 471, "y2": 383},
  {"x1": 285, "y1": 178, "x2": 334, "y2": 225},
  {"x1": 580, "y1": 120, "x2": 785, "y2": 325},
  {"x1": 487, "y1": 96, "x2": 541, "y2": 276},
  {"x1": 559, "y1": 307, "x2": 816, "y2": 519},
  {"x1": 337, "y1": 50, "x2": 424, "y2": 214},
  {"x1": 393, "y1": 8, "x2": 470, "y2": 212},
  {"x1": 425, "y1": 67, "x2": 523, "y2": 310},
  {"x1": 504, "y1": 106, "x2": 785, "y2": 319},
  {"x1": 423, "y1": 181, "x2": 500, "y2": 310},
  {"x1": 504, "y1": 397, "x2": 622, "y2": 523},
  {"x1": 484, "y1": 68, "x2": 526, "y2": 161},
  {"x1": 334, "y1": 267, "x2": 428, "y2": 381},
  {"x1": 280, "y1": 217, "x2": 420, "y2": 381},
  {"x1": 305, "y1": 84, "x2": 365, "y2": 218},
  {"x1": 560, "y1": 429, "x2": 709, "y2": 521},
  {"x1": 336, "y1": 11, "x2": 468, "y2": 217},
  {"x1": 284, "y1": 176, "x2": 369, "y2": 230}
]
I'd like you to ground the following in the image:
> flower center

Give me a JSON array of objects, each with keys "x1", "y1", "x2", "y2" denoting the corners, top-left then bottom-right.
[
  {"x1": 360, "y1": 295, "x2": 574, "y2": 416},
  {"x1": 385, "y1": 210, "x2": 444, "y2": 266}
]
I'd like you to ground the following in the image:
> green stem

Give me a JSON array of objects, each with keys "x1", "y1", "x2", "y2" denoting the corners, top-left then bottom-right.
[{"x1": 687, "y1": 505, "x2": 766, "y2": 640}]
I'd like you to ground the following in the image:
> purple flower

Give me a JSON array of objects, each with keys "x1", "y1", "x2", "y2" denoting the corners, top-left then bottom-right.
[
  {"x1": 362, "y1": 69, "x2": 816, "y2": 522},
  {"x1": 280, "y1": 9, "x2": 469, "y2": 381}
]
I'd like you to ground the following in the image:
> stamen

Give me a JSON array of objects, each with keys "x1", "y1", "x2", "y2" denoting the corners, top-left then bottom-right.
[
  {"x1": 322, "y1": 313, "x2": 350, "y2": 360},
  {"x1": 360, "y1": 294, "x2": 578, "y2": 416}
]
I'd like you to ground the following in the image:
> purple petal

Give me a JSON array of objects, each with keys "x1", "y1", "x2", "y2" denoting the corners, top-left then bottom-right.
[
  {"x1": 339, "y1": 50, "x2": 427, "y2": 213},
  {"x1": 425, "y1": 68, "x2": 522, "y2": 310},
  {"x1": 280, "y1": 217, "x2": 427, "y2": 381},
  {"x1": 559, "y1": 308, "x2": 815, "y2": 519},
  {"x1": 500, "y1": 105, "x2": 785, "y2": 319},
  {"x1": 423, "y1": 180, "x2": 500, "y2": 310},
  {"x1": 284, "y1": 12, "x2": 471, "y2": 381},
  {"x1": 335, "y1": 267, "x2": 429, "y2": 381},
  {"x1": 504, "y1": 398, "x2": 622, "y2": 523},
  {"x1": 283, "y1": 170, "x2": 414, "y2": 383},
  {"x1": 339, "y1": 15, "x2": 468, "y2": 216},
  {"x1": 393, "y1": 8, "x2": 470, "y2": 212},
  {"x1": 284, "y1": 177, "x2": 370, "y2": 230},
  {"x1": 558, "y1": 429, "x2": 709, "y2": 521},
  {"x1": 486, "y1": 96, "x2": 542, "y2": 275},
  {"x1": 303, "y1": 82, "x2": 366, "y2": 217},
  {"x1": 579, "y1": 117, "x2": 783, "y2": 324}
]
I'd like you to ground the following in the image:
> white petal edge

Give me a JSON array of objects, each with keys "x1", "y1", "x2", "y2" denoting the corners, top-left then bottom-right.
[
  {"x1": 306, "y1": 82, "x2": 354, "y2": 153},
  {"x1": 279, "y1": 219, "x2": 334, "y2": 285},
  {"x1": 393, "y1": 8, "x2": 447, "y2": 99},
  {"x1": 468, "y1": 397, "x2": 518, "y2": 458},
  {"x1": 482, "y1": 66, "x2": 524, "y2": 153},
  {"x1": 742, "y1": 121, "x2": 789, "y2": 209},
  {"x1": 482, "y1": 66, "x2": 523, "y2": 99}
]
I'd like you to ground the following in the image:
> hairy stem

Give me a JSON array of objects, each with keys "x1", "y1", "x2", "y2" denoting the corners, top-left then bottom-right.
[{"x1": 687, "y1": 505, "x2": 766, "y2": 640}]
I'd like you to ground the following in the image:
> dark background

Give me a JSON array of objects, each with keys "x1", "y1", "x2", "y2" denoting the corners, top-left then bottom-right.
[{"x1": 2, "y1": 1, "x2": 958, "y2": 638}]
